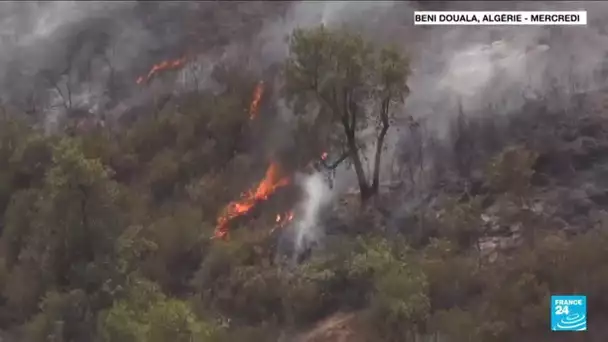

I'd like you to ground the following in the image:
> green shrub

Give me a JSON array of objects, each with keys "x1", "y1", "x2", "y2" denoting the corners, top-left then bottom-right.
[
  {"x1": 429, "y1": 308, "x2": 479, "y2": 342},
  {"x1": 436, "y1": 198, "x2": 484, "y2": 251},
  {"x1": 98, "y1": 277, "x2": 219, "y2": 342},
  {"x1": 346, "y1": 237, "x2": 430, "y2": 340},
  {"x1": 486, "y1": 145, "x2": 538, "y2": 198},
  {"x1": 421, "y1": 239, "x2": 482, "y2": 311},
  {"x1": 22, "y1": 290, "x2": 92, "y2": 342}
]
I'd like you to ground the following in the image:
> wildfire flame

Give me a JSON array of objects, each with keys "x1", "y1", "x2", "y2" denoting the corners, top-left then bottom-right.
[
  {"x1": 321, "y1": 152, "x2": 328, "y2": 160},
  {"x1": 275, "y1": 211, "x2": 294, "y2": 224},
  {"x1": 249, "y1": 81, "x2": 265, "y2": 120},
  {"x1": 214, "y1": 162, "x2": 289, "y2": 239},
  {"x1": 136, "y1": 57, "x2": 188, "y2": 85},
  {"x1": 272, "y1": 211, "x2": 295, "y2": 234}
]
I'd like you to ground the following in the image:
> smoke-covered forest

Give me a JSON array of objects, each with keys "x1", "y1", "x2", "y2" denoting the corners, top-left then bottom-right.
[{"x1": 0, "y1": 1, "x2": 607, "y2": 341}]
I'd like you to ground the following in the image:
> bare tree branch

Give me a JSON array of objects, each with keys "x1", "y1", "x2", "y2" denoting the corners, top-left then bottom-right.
[{"x1": 320, "y1": 150, "x2": 349, "y2": 170}]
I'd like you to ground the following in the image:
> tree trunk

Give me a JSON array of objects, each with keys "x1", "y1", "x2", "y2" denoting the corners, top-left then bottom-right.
[
  {"x1": 371, "y1": 120, "x2": 389, "y2": 193},
  {"x1": 337, "y1": 88, "x2": 373, "y2": 204},
  {"x1": 371, "y1": 97, "x2": 391, "y2": 196},
  {"x1": 347, "y1": 132, "x2": 372, "y2": 203}
]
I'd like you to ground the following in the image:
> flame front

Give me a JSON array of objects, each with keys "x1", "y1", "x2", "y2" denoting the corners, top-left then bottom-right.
[
  {"x1": 321, "y1": 152, "x2": 328, "y2": 160},
  {"x1": 249, "y1": 81, "x2": 265, "y2": 120},
  {"x1": 214, "y1": 162, "x2": 289, "y2": 239},
  {"x1": 136, "y1": 57, "x2": 187, "y2": 85}
]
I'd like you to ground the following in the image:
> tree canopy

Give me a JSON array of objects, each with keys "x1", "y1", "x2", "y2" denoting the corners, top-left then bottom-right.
[{"x1": 284, "y1": 25, "x2": 410, "y2": 201}]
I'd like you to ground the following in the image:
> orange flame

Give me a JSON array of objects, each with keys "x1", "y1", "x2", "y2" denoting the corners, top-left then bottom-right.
[
  {"x1": 136, "y1": 57, "x2": 187, "y2": 85},
  {"x1": 275, "y1": 211, "x2": 294, "y2": 224},
  {"x1": 214, "y1": 162, "x2": 289, "y2": 239},
  {"x1": 249, "y1": 81, "x2": 265, "y2": 120},
  {"x1": 321, "y1": 152, "x2": 328, "y2": 160},
  {"x1": 286, "y1": 212, "x2": 294, "y2": 222},
  {"x1": 272, "y1": 211, "x2": 295, "y2": 233}
]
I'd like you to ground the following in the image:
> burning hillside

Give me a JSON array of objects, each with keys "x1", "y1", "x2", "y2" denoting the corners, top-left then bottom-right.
[{"x1": 2, "y1": 2, "x2": 608, "y2": 342}]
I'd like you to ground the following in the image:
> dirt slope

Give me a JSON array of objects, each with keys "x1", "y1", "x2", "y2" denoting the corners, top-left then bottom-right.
[{"x1": 293, "y1": 313, "x2": 365, "y2": 342}]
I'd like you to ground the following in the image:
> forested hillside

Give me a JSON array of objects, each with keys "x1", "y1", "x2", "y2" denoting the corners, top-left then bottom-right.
[{"x1": 1, "y1": 2, "x2": 608, "y2": 342}]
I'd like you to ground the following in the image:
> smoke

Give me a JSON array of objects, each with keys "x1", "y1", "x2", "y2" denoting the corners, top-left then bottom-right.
[
  {"x1": 257, "y1": 1, "x2": 608, "y2": 125},
  {"x1": 288, "y1": 172, "x2": 334, "y2": 259},
  {"x1": 0, "y1": 2, "x2": 281, "y2": 121},
  {"x1": 1, "y1": 2, "x2": 607, "y2": 118},
  {"x1": 257, "y1": 1, "x2": 608, "y2": 186},
  {"x1": 254, "y1": 1, "x2": 397, "y2": 67},
  {"x1": 2, "y1": 1, "x2": 608, "y2": 180},
  {"x1": 399, "y1": 2, "x2": 608, "y2": 137},
  {"x1": 0, "y1": 2, "x2": 136, "y2": 106}
]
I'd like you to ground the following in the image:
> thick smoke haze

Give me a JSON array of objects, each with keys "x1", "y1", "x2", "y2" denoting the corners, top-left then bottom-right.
[
  {"x1": 2, "y1": 2, "x2": 606, "y2": 119},
  {"x1": 1, "y1": 1, "x2": 608, "y2": 185},
  {"x1": 254, "y1": 1, "x2": 608, "y2": 188},
  {"x1": 0, "y1": 3, "x2": 137, "y2": 111},
  {"x1": 278, "y1": 1, "x2": 608, "y2": 135},
  {"x1": 406, "y1": 2, "x2": 608, "y2": 132}
]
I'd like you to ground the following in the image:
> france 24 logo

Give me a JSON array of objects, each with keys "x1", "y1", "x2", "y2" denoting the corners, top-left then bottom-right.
[{"x1": 551, "y1": 295, "x2": 587, "y2": 331}]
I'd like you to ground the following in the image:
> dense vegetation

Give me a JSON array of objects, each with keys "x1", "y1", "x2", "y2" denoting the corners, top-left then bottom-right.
[{"x1": 0, "y1": 25, "x2": 607, "y2": 342}]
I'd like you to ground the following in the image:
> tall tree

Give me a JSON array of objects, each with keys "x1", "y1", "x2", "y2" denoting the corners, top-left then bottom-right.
[
  {"x1": 284, "y1": 25, "x2": 410, "y2": 202},
  {"x1": 3, "y1": 138, "x2": 125, "y2": 306}
]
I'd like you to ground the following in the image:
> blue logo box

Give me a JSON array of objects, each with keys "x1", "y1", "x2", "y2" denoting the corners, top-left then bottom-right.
[{"x1": 551, "y1": 295, "x2": 587, "y2": 331}]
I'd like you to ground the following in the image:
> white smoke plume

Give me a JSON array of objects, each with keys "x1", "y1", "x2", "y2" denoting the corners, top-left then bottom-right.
[{"x1": 290, "y1": 172, "x2": 334, "y2": 259}]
